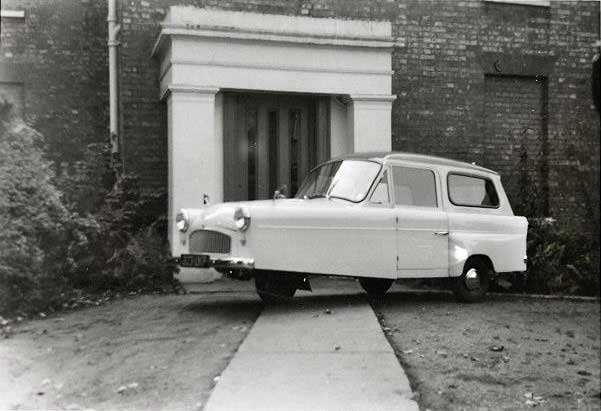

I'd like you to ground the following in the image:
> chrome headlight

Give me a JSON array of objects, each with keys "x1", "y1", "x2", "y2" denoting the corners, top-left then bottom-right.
[
  {"x1": 176, "y1": 209, "x2": 190, "y2": 232},
  {"x1": 233, "y1": 206, "x2": 251, "y2": 231}
]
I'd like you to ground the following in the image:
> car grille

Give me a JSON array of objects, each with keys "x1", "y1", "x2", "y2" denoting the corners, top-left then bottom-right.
[{"x1": 189, "y1": 230, "x2": 231, "y2": 254}]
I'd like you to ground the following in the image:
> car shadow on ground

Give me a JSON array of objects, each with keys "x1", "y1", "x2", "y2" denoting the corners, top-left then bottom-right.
[
  {"x1": 181, "y1": 296, "x2": 263, "y2": 317},
  {"x1": 183, "y1": 287, "x2": 371, "y2": 311},
  {"x1": 182, "y1": 288, "x2": 462, "y2": 314}
]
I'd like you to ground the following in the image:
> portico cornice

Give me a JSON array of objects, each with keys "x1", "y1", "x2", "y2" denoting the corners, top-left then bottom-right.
[
  {"x1": 154, "y1": 6, "x2": 393, "y2": 97},
  {"x1": 152, "y1": 27, "x2": 394, "y2": 58},
  {"x1": 340, "y1": 94, "x2": 397, "y2": 105},
  {"x1": 349, "y1": 94, "x2": 397, "y2": 102},
  {"x1": 158, "y1": 58, "x2": 394, "y2": 87},
  {"x1": 161, "y1": 84, "x2": 219, "y2": 100},
  {"x1": 151, "y1": 7, "x2": 394, "y2": 58}
]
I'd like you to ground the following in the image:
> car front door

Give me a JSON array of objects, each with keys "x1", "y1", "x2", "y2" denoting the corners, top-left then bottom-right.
[{"x1": 390, "y1": 164, "x2": 449, "y2": 277}]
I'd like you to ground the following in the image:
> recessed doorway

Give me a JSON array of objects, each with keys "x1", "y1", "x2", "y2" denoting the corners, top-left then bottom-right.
[{"x1": 222, "y1": 92, "x2": 330, "y2": 201}]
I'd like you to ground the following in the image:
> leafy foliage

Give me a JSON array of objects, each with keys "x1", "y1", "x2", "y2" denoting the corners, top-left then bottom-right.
[
  {"x1": 0, "y1": 103, "x2": 178, "y2": 316},
  {"x1": 525, "y1": 218, "x2": 599, "y2": 296},
  {"x1": 0, "y1": 106, "x2": 74, "y2": 313},
  {"x1": 85, "y1": 174, "x2": 179, "y2": 291},
  {"x1": 509, "y1": 140, "x2": 600, "y2": 296}
]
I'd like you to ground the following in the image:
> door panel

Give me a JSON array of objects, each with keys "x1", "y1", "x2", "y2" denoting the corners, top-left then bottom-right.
[
  {"x1": 223, "y1": 93, "x2": 329, "y2": 202},
  {"x1": 390, "y1": 165, "x2": 449, "y2": 278},
  {"x1": 223, "y1": 94, "x2": 237, "y2": 202},
  {"x1": 289, "y1": 108, "x2": 303, "y2": 196},
  {"x1": 277, "y1": 106, "x2": 290, "y2": 196},
  {"x1": 246, "y1": 105, "x2": 258, "y2": 200},
  {"x1": 267, "y1": 110, "x2": 279, "y2": 195},
  {"x1": 396, "y1": 208, "x2": 449, "y2": 277}
]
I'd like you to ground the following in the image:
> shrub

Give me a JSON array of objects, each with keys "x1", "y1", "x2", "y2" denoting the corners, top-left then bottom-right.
[
  {"x1": 507, "y1": 137, "x2": 600, "y2": 296},
  {"x1": 524, "y1": 218, "x2": 599, "y2": 296},
  {"x1": 0, "y1": 106, "x2": 75, "y2": 314},
  {"x1": 87, "y1": 174, "x2": 179, "y2": 292},
  {"x1": 104, "y1": 216, "x2": 179, "y2": 292},
  {"x1": 1, "y1": 103, "x2": 179, "y2": 316},
  {"x1": 50, "y1": 128, "x2": 179, "y2": 293}
]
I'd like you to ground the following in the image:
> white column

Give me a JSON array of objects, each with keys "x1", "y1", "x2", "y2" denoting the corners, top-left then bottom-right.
[
  {"x1": 329, "y1": 96, "x2": 351, "y2": 158},
  {"x1": 167, "y1": 85, "x2": 222, "y2": 256},
  {"x1": 347, "y1": 94, "x2": 396, "y2": 153}
]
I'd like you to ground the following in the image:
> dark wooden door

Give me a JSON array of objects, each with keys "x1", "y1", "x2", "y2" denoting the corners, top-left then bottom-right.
[{"x1": 223, "y1": 93, "x2": 330, "y2": 202}]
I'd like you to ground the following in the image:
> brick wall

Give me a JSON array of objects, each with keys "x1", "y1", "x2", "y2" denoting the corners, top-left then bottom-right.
[
  {"x1": 0, "y1": 0, "x2": 108, "y2": 166},
  {"x1": 1, "y1": 0, "x2": 599, "y2": 231},
  {"x1": 390, "y1": 0, "x2": 599, "y2": 229},
  {"x1": 483, "y1": 74, "x2": 548, "y2": 213}
]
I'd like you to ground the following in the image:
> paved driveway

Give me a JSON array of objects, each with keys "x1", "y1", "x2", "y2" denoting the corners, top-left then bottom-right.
[
  {"x1": 204, "y1": 286, "x2": 419, "y2": 411},
  {"x1": 0, "y1": 277, "x2": 418, "y2": 410}
]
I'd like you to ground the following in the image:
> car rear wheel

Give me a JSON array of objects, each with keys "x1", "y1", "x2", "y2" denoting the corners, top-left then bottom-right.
[
  {"x1": 255, "y1": 271, "x2": 296, "y2": 304},
  {"x1": 359, "y1": 277, "x2": 394, "y2": 299},
  {"x1": 453, "y1": 257, "x2": 491, "y2": 303}
]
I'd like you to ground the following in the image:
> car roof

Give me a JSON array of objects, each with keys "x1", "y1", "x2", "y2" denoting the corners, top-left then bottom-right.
[{"x1": 330, "y1": 151, "x2": 498, "y2": 175}]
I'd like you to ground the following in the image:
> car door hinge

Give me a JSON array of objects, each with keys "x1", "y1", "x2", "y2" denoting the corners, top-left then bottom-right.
[{"x1": 395, "y1": 216, "x2": 399, "y2": 223}]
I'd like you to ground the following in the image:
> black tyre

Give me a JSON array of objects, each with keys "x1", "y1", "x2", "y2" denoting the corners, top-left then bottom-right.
[
  {"x1": 453, "y1": 257, "x2": 491, "y2": 303},
  {"x1": 359, "y1": 277, "x2": 394, "y2": 299},
  {"x1": 255, "y1": 271, "x2": 296, "y2": 304}
]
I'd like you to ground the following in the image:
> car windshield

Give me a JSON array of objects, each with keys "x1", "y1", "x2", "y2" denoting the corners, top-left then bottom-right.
[{"x1": 295, "y1": 160, "x2": 382, "y2": 202}]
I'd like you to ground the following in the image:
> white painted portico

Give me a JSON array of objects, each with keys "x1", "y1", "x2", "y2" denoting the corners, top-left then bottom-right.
[{"x1": 152, "y1": 7, "x2": 395, "y2": 257}]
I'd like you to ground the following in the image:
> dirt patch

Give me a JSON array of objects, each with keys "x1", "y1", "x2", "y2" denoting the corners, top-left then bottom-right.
[
  {"x1": 0, "y1": 292, "x2": 262, "y2": 410},
  {"x1": 374, "y1": 291, "x2": 601, "y2": 411}
]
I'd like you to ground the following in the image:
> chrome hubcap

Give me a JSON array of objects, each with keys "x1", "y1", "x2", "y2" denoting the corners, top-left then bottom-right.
[{"x1": 465, "y1": 268, "x2": 480, "y2": 290}]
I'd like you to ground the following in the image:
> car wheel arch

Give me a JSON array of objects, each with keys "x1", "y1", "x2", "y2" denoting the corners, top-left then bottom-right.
[
  {"x1": 453, "y1": 254, "x2": 494, "y2": 303},
  {"x1": 464, "y1": 254, "x2": 495, "y2": 275}
]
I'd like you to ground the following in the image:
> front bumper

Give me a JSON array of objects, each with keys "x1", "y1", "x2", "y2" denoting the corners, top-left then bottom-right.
[{"x1": 174, "y1": 254, "x2": 255, "y2": 270}]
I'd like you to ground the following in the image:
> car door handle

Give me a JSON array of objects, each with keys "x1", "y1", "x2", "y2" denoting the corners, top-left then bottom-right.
[{"x1": 434, "y1": 231, "x2": 449, "y2": 236}]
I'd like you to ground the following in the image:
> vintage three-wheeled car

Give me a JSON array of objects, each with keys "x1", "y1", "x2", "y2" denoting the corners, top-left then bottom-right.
[{"x1": 175, "y1": 152, "x2": 527, "y2": 303}]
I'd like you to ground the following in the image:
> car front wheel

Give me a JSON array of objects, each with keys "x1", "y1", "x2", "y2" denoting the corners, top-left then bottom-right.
[
  {"x1": 453, "y1": 258, "x2": 491, "y2": 303},
  {"x1": 255, "y1": 271, "x2": 296, "y2": 304},
  {"x1": 359, "y1": 277, "x2": 394, "y2": 300}
]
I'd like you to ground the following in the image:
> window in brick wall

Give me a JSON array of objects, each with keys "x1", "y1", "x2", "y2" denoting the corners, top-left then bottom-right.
[
  {"x1": 0, "y1": 82, "x2": 24, "y2": 119},
  {"x1": 483, "y1": 74, "x2": 549, "y2": 213}
]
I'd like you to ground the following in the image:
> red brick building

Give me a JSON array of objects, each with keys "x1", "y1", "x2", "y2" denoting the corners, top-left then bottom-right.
[{"x1": 1, "y1": 0, "x2": 599, "y2": 238}]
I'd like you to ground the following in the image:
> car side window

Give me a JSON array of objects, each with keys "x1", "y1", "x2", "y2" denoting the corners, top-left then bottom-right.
[
  {"x1": 370, "y1": 170, "x2": 390, "y2": 204},
  {"x1": 391, "y1": 166, "x2": 437, "y2": 207},
  {"x1": 448, "y1": 174, "x2": 499, "y2": 208}
]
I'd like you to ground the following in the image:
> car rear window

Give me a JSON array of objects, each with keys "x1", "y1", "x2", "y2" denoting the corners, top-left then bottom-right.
[
  {"x1": 448, "y1": 174, "x2": 499, "y2": 208},
  {"x1": 392, "y1": 166, "x2": 437, "y2": 207}
]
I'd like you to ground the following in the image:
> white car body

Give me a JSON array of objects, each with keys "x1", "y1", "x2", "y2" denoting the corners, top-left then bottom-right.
[{"x1": 175, "y1": 152, "x2": 527, "y2": 284}]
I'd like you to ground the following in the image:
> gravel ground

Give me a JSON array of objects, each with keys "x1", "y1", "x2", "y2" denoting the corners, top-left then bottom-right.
[
  {"x1": 0, "y1": 292, "x2": 262, "y2": 410},
  {"x1": 2, "y1": 279, "x2": 599, "y2": 411},
  {"x1": 374, "y1": 291, "x2": 601, "y2": 411}
]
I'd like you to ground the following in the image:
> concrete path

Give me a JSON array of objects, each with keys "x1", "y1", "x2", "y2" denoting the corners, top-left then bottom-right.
[{"x1": 204, "y1": 293, "x2": 419, "y2": 411}]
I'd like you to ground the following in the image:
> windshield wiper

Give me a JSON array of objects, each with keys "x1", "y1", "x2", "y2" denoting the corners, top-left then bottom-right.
[{"x1": 328, "y1": 195, "x2": 353, "y2": 202}]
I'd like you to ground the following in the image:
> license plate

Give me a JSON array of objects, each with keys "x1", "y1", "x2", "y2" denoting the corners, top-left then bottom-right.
[{"x1": 179, "y1": 254, "x2": 210, "y2": 268}]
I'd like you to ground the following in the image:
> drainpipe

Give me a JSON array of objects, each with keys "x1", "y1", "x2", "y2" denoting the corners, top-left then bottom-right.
[{"x1": 108, "y1": 0, "x2": 121, "y2": 171}]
